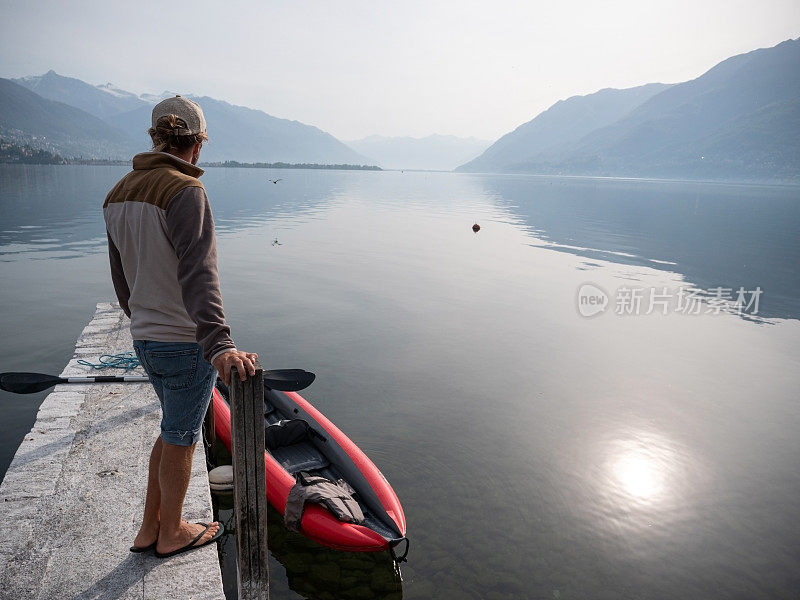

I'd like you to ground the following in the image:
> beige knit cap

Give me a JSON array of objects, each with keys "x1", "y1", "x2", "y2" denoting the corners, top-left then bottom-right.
[{"x1": 151, "y1": 95, "x2": 206, "y2": 135}]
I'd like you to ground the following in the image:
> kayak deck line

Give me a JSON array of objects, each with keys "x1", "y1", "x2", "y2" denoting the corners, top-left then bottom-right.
[{"x1": 0, "y1": 302, "x2": 225, "y2": 599}]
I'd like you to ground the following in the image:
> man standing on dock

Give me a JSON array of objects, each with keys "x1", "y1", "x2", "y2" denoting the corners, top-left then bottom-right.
[{"x1": 103, "y1": 96, "x2": 258, "y2": 558}]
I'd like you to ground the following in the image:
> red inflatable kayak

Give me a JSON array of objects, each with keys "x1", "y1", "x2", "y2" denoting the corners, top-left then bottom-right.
[{"x1": 212, "y1": 382, "x2": 407, "y2": 555}]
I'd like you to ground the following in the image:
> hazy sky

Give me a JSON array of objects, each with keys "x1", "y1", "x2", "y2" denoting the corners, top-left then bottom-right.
[{"x1": 1, "y1": 0, "x2": 798, "y2": 141}]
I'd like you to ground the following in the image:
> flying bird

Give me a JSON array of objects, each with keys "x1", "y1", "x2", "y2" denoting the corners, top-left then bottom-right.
[{"x1": 269, "y1": 178, "x2": 282, "y2": 184}]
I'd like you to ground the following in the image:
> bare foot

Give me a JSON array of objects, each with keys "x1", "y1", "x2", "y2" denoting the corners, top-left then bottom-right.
[
  {"x1": 132, "y1": 521, "x2": 159, "y2": 550},
  {"x1": 156, "y1": 521, "x2": 220, "y2": 555}
]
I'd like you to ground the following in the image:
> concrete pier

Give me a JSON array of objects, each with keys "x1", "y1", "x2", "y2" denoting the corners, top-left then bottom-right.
[{"x1": 0, "y1": 303, "x2": 225, "y2": 599}]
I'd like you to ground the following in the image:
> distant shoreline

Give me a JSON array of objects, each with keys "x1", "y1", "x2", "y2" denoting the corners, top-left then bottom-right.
[
  {"x1": 0, "y1": 157, "x2": 383, "y2": 171},
  {"x1": 63, "y1": 159, "x2": 383, "y2": 171},
  {"x1": 200, "y1": 160, "x2": 382, "y2": 171},
  {"x1": 0, "y1": 141, "x2": 382, "y2": 171}
]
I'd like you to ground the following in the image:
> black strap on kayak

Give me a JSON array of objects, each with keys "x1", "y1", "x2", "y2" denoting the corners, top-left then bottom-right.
[{"x1": 390, "y1": 538, "x2": 410, "y2": 564}]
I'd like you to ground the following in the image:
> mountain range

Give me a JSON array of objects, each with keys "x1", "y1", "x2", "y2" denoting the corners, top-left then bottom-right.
[
  {"x1": 4, "y1": 71, "x2": 369, "y2": 164},
  {"x1": 345, "y1": 134, "x2": 491, "y2": 171},
  {"x1": 108, "y1": 96, "x2": 369, "y2": 164},
  {"x1": 14, "y1": 70, "x2": 151, "y2": 118},
  {"x1": 458, "y1": 83, "x2": 671, "y2": 172},
  {"x1": 459, "y1": 38, "x2": 800, "y2": 180},
  {"x1": 2, "y1": 37, "x2": 798, "y2": 179},
  {"x1": 0, "y1": 77, "x2": 137, "y2": 159}
]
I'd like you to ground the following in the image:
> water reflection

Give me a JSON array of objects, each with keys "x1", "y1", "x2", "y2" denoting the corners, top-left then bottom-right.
[
  {"x1": 603, "y1": 433, "x2": 680, "y2": 506},
  {"x1": 613, "y1": 449, "x2": 663, "y2": 500},
  {"x1": 0, "y1": 165, "x2": 344, "y2": 260},
  {"x1": 3, "y1": 166, "x2": 800, "y2": 599},
  {"x1": 476, "y1": 174, "x2": 800, "y2": 320},
  {"x1": 585, "y1": 426, "x2": 703, "y2": 556},
  {"x1": 205, "y1": 167, "x2": 350, "y2": 234},
  {"x1": 0, "y1": 165, "x2": 124, "y2": 260}
]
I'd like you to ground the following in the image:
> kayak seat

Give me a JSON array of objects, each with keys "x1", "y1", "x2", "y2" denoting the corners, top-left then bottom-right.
[
  {"x1": 266, "y1": 419, "x2": 329, "y2": 474},
  {"x1": 272, "y1": 442, "x2": 329, "y2": 474}
]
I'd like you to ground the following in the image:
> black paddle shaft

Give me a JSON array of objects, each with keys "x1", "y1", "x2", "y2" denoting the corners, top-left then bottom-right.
[
  {"x1": 1, "y1": 369, "x2": 315, "y2": 395},
  {"x1": 0, "y1": 372, "x2": 149, "y2": 394}
]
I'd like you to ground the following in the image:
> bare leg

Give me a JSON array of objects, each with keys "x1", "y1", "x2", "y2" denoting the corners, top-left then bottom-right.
[
  {"x1": 132, "y1": 436, "x2": 163, "y2": 548},
  {"x1": 155, "y1": 440, "x2": 219, "y2": 554}
]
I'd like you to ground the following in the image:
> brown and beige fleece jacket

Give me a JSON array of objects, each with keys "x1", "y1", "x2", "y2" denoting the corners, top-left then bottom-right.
[{"x1": 103, "y1": 152, "x2": 236, "y2": 363}]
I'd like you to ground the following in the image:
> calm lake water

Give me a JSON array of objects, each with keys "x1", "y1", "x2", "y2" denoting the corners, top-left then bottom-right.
[{"x1": 1, "y1": 164, "x2": 799, "y2": 599}]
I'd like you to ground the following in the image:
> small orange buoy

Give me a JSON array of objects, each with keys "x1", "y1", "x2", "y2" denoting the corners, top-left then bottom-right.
[{"x1": 472, "y1": 223, "x2": 481, "y2": 232}]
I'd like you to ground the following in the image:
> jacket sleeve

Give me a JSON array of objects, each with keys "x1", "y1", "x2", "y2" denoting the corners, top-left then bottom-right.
[
  {"x1": 106, "y1": 231, "x2": 131, "y2": 318},
  {"x1": 165, "y1": 186, "x2": 236, "y2": 363}
]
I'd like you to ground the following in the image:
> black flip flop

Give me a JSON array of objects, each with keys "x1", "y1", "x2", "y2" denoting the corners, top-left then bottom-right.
[
  {"x1": 129, "y1": 541, "x2": 157, "y2": 553},
  {"x1": 154, "y1": 522, "x2": 223, "y2": 559}
]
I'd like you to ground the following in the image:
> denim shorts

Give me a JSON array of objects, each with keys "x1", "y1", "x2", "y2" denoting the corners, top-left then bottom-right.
[{"x1": 132, "y1": 340, "x2": 217, "y2": 447}]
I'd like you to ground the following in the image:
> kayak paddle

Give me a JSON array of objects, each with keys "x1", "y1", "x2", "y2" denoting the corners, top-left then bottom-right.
[
  {"x1": 0, "y1": 369, "x2": 315, "y2": 395},
  {"x1": 0, "y1": 373, "x2": 150, "y2": 394}
]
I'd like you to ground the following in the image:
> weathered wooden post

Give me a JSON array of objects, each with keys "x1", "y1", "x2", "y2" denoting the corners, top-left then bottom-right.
[{"x1": 230, "y1": 362, "x2": 270, "y2": 600}]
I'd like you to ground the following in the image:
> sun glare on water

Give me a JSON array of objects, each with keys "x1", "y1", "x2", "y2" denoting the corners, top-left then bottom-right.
[
  {"x1": 612, "y1": 451, "x2": 663, "y2": 499},
  {"x1": 601, "y1": 430, "x2": 687, "y2": 509}
]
